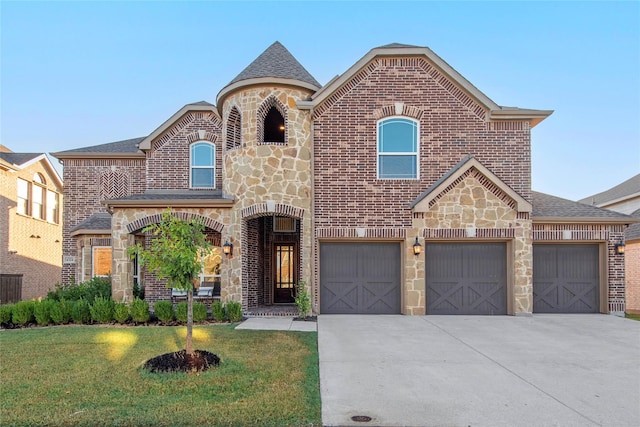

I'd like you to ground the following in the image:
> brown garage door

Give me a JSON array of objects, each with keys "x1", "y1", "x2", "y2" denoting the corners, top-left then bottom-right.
[
  {"x1": 320, "y1": 242, "x2": 401, "y2": 314},
  {"x1": 426, "y1": 243, "x2": 507, "y2": 315},
  {"x1": 533, "y1": 244, "x2": 599, "y2": 313}
]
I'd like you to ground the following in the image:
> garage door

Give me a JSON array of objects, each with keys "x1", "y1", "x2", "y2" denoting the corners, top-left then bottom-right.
[
  {"x1": 320, "y1": 242, "x2": 401, "y2": 314},
  {"x1": 533, "y1": 244, "x2": 599, "y2": 313},
  {"x1": 426, "y1": 243, "x2": 507, "y2": 315}
]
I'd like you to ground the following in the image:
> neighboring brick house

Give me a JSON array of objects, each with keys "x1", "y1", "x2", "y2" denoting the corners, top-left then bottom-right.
[
  {"x1": 579, "y1": 174, "x2": 640, "y2": 314},
  {"x1": 0, "y1": 146, "x2": 63, "y2": 301},
  {"x1": 53, "y1": 42, "x2": 634, "y2": 316}
]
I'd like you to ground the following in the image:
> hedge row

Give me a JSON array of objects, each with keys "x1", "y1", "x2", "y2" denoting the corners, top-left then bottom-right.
[{"x1": 0, "y1": 298, "x2": 244, "y2": 328}]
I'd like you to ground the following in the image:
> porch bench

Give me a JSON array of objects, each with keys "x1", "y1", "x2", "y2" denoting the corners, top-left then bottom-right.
[{"x1": 171, "y1": 281, "x2": 221, "y2": 303}]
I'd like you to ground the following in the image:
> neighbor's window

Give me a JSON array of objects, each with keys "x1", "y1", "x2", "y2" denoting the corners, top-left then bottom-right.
[
  {"x1": 377, "y1": 117, "x2": 419, "y2": 179},
  {"x1": 46, "y1": 190, "x2": 59, "y2": 224},
  {"x1": 31, "y1": 179, "x2": 45, "y2": 220},
  {"x1": 92, "y1": 246, "x2": 112, "y2": 277},
  {"x1": 17, "y1": 178, "x2": 30, "y2": 215},
  {"x1": 190, "y1": 142, "x2": 215, "y2": 188}
]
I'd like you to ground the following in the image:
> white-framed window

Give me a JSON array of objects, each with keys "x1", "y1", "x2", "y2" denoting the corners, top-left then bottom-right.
[
  {"x1": 199, "y1": 247, "x2": 222, "y2": 285},
  {"x1": 17, "y1": 178, "x2": 30, "y2": 215},
  {"x1": 190, "y1": 141, "x2": 215, "y2": 188},
  {"x1": 46, "y1": 190, "x2": 59, "y2": 224},
  {"x1": 32, "y1": 179, "x2": 44, "y2": 220},
  {"x1": 377, "y1": 117, "x2": 419, "y2": 179},
  {"x1": 92, "y1": 246, "x2": 112, "y2": 277}
]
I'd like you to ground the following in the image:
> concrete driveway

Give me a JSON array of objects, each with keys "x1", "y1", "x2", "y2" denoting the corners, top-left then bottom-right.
[{"x1": 318, "y1": 314, "x2": 640, "y2": 427}]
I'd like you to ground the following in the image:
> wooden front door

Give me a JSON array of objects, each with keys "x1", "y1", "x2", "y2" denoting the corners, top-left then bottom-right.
[{"x1": 274, "y1": 243, "x2": 297, "y2": 303}]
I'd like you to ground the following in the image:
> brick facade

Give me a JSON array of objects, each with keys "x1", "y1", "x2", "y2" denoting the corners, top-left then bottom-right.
[
  {"x1": 52, "y1": 43, "x2": 632, "y2": 316},
  {"x1": 625, "y1": 241, "x2": 640, "y2": 314},
  {"x1": 0, "y1": 156, "x2": 63, "y2": 300}
]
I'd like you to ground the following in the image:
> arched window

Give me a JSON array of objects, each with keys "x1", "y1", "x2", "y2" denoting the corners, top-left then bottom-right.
[
  {"x1": 258, "y1": 97, "x2": 287, "y2": 145},
  {"x1": 377, "y1": 117, "x2": 419, "y2": 179},
  {"x1": 190, "y1": 141, "x2": 215, "y2": 188},
  {"x1": 264, "y1": 107, "x2": 285, "y2": 143},
  {"x1": 227, "y1": 107, "x2": 242, "y2": 151}
]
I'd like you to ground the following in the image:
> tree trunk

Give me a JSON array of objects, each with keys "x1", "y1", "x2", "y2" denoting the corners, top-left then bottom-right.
[{"x1": 186, "y1": 289, "x2": 194, "y2": 355}]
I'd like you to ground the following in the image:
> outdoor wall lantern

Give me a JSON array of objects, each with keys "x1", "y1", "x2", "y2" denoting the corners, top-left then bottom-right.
[
  {"x1": 413, "y1": 237, "x2": 422, "y2": 256},
  {"x1": 223, "y1": 240, "x2": 233, "y2": 257},
  {"x1": 615, "y1": 241, "x2": 626, "y2": 255}
]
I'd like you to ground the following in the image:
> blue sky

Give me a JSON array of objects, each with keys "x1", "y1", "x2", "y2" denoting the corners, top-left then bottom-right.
[{"x1": 1, "y1": 1, "x2": 638, "y2": 201}]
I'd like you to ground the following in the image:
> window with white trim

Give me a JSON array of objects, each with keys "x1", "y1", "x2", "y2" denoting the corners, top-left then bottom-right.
[
  {"x1": 190, "y1": 142, "x2": 215, "y2": 188},
  {"x1": 17, "y1": 178, "x2": 30, "y2": 215},
  {"x1": 32, "y1": 174, "x2": 45, "y2": 220},
  {"x1": 92, "y1": 246, "x2": 112, "y2": 277},
  {"x1": 46, "y1": 190, "x2": 59, "y2": 224},
  {"x1": 377, "y1": 117, "x2": 419, "y2": 179}
]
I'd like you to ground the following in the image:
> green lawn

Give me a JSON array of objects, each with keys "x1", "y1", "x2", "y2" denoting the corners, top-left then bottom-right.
[
  {"x1": 626, "y1": 313, "x2": 640, "y2": 321},
  {"x1": 0, "y1": 324, "x2": 321, "y2": 427}
]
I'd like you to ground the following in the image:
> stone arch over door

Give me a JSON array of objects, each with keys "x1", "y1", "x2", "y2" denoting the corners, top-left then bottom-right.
[
  {"x1": 121, "y1": 212, "x2": 225, "y2": 307},
  {"x1": 241, "y1": 202, "x2": 305, "y2": 310}
]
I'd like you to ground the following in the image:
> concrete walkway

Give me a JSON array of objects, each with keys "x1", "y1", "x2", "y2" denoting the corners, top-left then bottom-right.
[
  {"x1": 318, "y1": 314, "x2": 640, "y2": 427},
  {"x1": 235, "y1": 316, "x2": 317, "y2": 332}
]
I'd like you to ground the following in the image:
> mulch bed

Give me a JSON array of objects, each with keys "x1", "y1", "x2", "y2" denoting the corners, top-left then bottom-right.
[
  {"x1": 143, "y1": 349, "x2": 220, "y2": 373},
  {"x1": 293, "y1": 316, "x2": 317, "y2": 322}
]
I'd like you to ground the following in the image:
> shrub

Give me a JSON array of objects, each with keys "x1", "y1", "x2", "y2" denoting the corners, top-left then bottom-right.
[
  {"x1": 12, "y1": 301, "x2": 35, "y2": 326},
  {"x1": 175, "y1": 301, "x2": 188, "y2": 323},
  {"x1": 49, "y1": 300, "x2": 72, "y2": 325},
  {"x1": 154, "y1": 301, "x2": 174, "y2": 323},
  {"x1": 34, "y1": 300, "x2": 55, "y2": 326},
  {"x1": 133, "y1": 281, "x2": 145, "y2": 300},
  {"x1": 0, "y1": 304, "x2": 13, "y2": 325},
  {"x1": 226, "y1": 301, "x2": 243, "y2": 322},
  {"x1": 90, "y1": 296, "x2": 115, "y2": 323},
  {"x1": 193, "y1": 302, "x2": 207, "y2": 323},
  {"x1": 113, "y1": 302, "x2": 130, "y2": 324},
  {"x1": 211, "y1": 301, "x2": 226, "y2": 322},
  {"x1": 71, "y1": 300, "x2": 91, "y2": 324},
  {"x1": 295, "y1": 280, "x2": 312, "y2": 318},
  {"x1": 47, "y1": 277, "x2": 111, "y2": 302},
  {"x1": 130, "y1": 298, "x2": 150, "y2": 323}
]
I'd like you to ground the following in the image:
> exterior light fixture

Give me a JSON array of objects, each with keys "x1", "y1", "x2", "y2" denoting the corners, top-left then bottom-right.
[
  {"x1": 413, "y1": 237, "x2": 422, "y2": 256},
  {"x1": 615, "y1": 241, "x2": 626, "y2": 255},
  {"x1": 223, "y1": 240, "x2": 233, "y2": 257}
]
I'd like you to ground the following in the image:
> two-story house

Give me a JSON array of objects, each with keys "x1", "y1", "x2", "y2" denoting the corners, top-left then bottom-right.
[
  {"x1": 53, "y1": 42, "x2": 633, "y2": 316},
  {"x1": 0, "y1": 146, "x2": 63, "y2": 301}
]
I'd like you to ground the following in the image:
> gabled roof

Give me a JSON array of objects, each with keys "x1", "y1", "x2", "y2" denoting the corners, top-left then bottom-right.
[
  {"x1": 217, "y1": 41, "x2": 321, "y2": 107},
  {"x1": 70, "y1": 212, "x2": 112, "y2": 236},
  {"x1": 137, "y1": 102, "x2": 219, "y2": 150},
  {"x1": 0, "y1": 152, "x2": 63, "y2": 188},
  {"x1": 0, "y1": 152, "x2": 42, "y2": 165},
  {"x1": 298, "y1": 44, "x2": 552, "y2": 127},
  {"x1": 577, "y1": 173, "x2": 640, "y2": 207},
  {"x1": 52, "y1": 137, "x2": 145, "y2": 159},
  {"x1": 410, "y1": 154, "x2": 532, "y2": 213},
  {"x1": 626, "y1": 208, "x2": 640, "y2": 242},
  {"x1": 532, "y1": 191, "x2": 635, "y2": 224}
]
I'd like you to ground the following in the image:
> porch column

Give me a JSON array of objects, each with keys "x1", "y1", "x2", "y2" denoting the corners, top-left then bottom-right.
[{"x1": 111, "y1": 210, "x2": 134, "y2": 302}]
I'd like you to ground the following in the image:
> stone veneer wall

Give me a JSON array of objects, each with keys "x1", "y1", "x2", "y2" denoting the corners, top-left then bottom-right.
[
  {"x1": 109, "y1": 208, "x2": 229, "y2": 303},
  {"x1": 411, "y1": 174, "x2": 532, "y2": 315},
  {"x1": 221, "y1": 86, "x2": 314, "y2": 310}
]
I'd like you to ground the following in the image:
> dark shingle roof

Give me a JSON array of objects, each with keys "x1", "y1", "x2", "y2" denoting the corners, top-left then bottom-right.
[
  {"x1": 107, "y1": 190, "x2": 225, "y2": 202},
  {"x1": 626, "y1": 208, "x2": 640, "y2": 241},
  {"x1": 226, "y1": 41, "x2": 320, "y2": 88},
  {"x1": 0, "y1": 152, "x2": 42, "y2": 165},
  {"x1": 54, "y1": 137, "x2": 145, "y2": 155},
  {"x1": 70, "y1": 212, "x2": 111, "y2": 232},
  {"x1": 578, "y1": 173, "x2": 640, "y2": 206},
  {"x1": 532, "y1": 191, "x2": 632, "y2": 219},
  {"x1": 376, "y1": 43, "x2": 421, "y2": 49}
]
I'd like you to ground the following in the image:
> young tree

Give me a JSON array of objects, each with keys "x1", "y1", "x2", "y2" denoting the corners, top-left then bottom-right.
[{"x1": 128, "y1": 209, "x2": 211, "y2": 355}]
